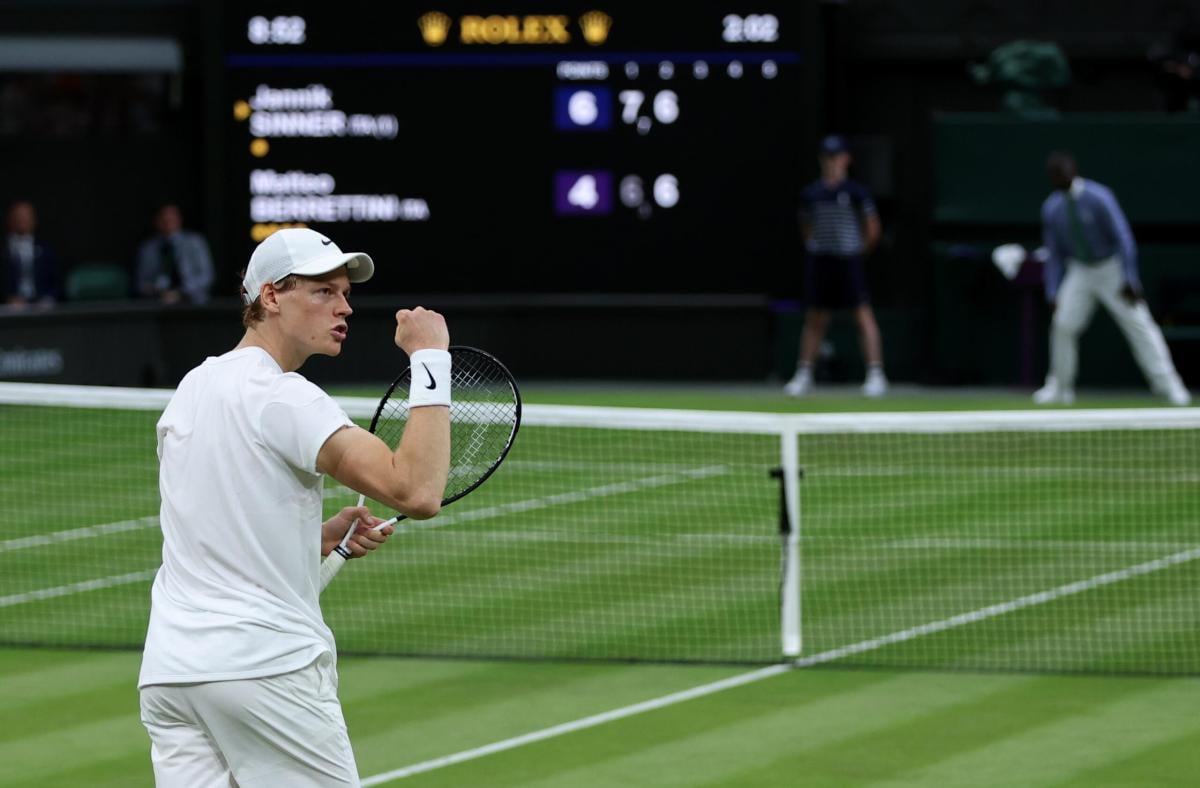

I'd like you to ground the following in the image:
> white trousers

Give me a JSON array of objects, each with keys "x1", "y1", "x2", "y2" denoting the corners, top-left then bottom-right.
[
  {"x1": 140, "y1": 654, "x2": 360, "y2": 787},
  {"x1": 1048, "y1": 257, "x2": 1182, "y2": 394}
]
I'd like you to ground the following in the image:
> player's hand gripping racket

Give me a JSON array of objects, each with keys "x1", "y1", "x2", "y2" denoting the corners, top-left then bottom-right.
[{"x1": 319, "y1": 346, "x2": 520, "y2": 590}]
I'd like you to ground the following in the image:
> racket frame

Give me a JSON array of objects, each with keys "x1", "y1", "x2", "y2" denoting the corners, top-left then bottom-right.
[{"x1": 320, "y1": 345, "x2": 520, "y2": 587}]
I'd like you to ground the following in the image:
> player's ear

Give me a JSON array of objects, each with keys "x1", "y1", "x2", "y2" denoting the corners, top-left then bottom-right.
[{"x1": 260, "y1": 282, "x2": 283, "y2": 314}]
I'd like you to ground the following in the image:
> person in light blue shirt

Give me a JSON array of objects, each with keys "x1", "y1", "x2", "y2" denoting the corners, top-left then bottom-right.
[
  {"x1": 136, "y1": 203, "x2": 215, "y2": 305},
  {"x1": 1034, "y1": 151, "x2": 1189, "y2": 405}
]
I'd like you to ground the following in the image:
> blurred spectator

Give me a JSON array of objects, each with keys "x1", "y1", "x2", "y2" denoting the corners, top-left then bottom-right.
[
  {"x1": 1034, "y1": 151, "x2": 1190, "y2": 406},
  {"x1": 783, "y1": 135, "x2": 888, "y2": 398},
  {"x1": 1, "y1": 200, "x2": 60, "y2": 309},
  {"x1": 136, "y1": 203, "x2": 215, "y2": 305}
]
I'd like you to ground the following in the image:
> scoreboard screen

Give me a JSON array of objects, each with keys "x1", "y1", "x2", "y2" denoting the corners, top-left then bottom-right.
[{"x1": 220, "y1": 3, "x2": 811, "y2": 293}]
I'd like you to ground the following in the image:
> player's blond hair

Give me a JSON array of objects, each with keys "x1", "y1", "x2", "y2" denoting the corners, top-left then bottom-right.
[{"x1": 240, "y1": 274, "x2": 300, "y2": 328}]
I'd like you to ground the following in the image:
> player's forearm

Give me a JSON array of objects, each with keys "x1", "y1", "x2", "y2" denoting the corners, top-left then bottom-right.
[
  {"x1": 319, "y1": 424, "x2": 442, "y2": 519},
  {"x1": 391, "y1": 406, "x2": 450, "y2": 519}
]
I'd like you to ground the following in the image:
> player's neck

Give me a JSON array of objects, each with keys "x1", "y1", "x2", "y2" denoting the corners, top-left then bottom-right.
[{"x1": 236, "y1": 326, "x2": 306, "y2": 372}]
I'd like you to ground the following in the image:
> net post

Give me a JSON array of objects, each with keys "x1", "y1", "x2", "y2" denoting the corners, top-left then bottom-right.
[{"x1": 778, "y1": 427, "x2": 802, "y2": 658}]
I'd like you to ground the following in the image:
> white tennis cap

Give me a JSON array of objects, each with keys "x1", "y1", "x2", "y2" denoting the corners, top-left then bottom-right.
[{"x1": 242, "y1": 228, "x2": 374, "y2": 304}]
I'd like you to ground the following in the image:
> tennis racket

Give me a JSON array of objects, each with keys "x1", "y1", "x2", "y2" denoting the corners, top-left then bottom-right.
[{"x1": 319, "y1": 345, "x2": 521, "y2": 590}]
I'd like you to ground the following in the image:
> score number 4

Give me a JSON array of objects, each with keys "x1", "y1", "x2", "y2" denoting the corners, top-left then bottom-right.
[
  {"x1": 565, "y1": 174, "x2": 680, "y2": 210},
  {"x1": 558, "y1": 172, "x2": 679, "y2": 215}
]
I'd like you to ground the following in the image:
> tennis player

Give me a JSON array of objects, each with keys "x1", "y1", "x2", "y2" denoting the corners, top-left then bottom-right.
[
  {"x1": 1034, "y1": 151, "x2": 1190, "y2": 406},
  {"x1": 139, "y1": 228, "x2": 451, "y2": 787}
]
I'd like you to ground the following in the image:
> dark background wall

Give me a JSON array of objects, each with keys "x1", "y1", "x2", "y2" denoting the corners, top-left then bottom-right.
[
  {"x1": 823, "y1": 0, "x2": 1200, "y2": 299},
  {"x1": 2, "y1": 0, "x2": 1198, "y2": 386},
  {"x1": 0, "y1": 1, "x2": 209, "y2": 281},
  {"x1": 818, "y1": 0, "x2": 1200, "y2": 386}
]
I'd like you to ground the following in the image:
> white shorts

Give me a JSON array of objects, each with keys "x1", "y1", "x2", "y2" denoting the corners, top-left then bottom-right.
[{"x1": 140, "y1": 654, "x2": 360, "y2": 787}]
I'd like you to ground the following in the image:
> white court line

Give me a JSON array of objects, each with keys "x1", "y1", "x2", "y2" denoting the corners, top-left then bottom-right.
[
  {"x1": 1, "y1": 483, "x2": 346, "y2": 554},
  {"x1": 0, "y1": 569, "x2": 157, "y2": 608},
  {"x1": 508, "y1": 460, "x2": 725, "y2": 473},
  {"x1": 0, "y1": 466, "x2": 723, "y2": 555},
  {"x1": 0, "y1": 466, "x2": 728, "y2": 607},
  {"x1": 789, "y1": 545, "x2": 1200, "y2": 666},
  {"x1": 810, "y1": 466, "x2": 1200, "y2": 482},
  {"x1": 387, "y1": 465, "x2": 728, "y2": 534},
  {"x1": 0, "y1": 515, "x2": 159, "y2": 553},
  {"x1": 0, "y1": 482, "x2": 382, "y2": 555},
  {"x1": 429, "y1": 531, "x2": 774, "y2": 545},
  {"x1": 886, "y1": 537, "x2": 1200, "y2": 552},
  {"x1": 361, "y1": 544, "x2": 1200, "y2": 786},
  {"x1": 360, "y1": 665, "x2": 792, "y2": 786}
]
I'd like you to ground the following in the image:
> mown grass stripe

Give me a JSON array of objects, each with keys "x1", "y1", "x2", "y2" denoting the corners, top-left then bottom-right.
[
  {"x1": 0, "y1": 650, "x2": 139, "y2": 708},
  {"x1": 0, "y1": 713, "x2": 148, "y2": 786},
  {"x1": 358, "y1": 545, "x2": 1199, "y2": 783},
  {"x1": 865, "y1": 678, "x2": 1200, "y2": 787},
  {"x1": 945, "y1": 580, "x2": 1200, "y2": 673},
  {"x1": 0, "y1": 682, "x2": 146, "y2": 746},
  {"x1": 359, "y1": 664, "x2": 790, "y2": 785},
  {"x1": 503, "y1": 671, "x2": 1031, "y2": 788},
  {"x1": 347, "y1": 662, "x2": 744, "y2": 774},
  {"x1": 1048, "y1": 723, "x2": 1200, "y2": 788},
  {"x1": 795, "y1": 546, "x2": 1200, "y2": 668}
]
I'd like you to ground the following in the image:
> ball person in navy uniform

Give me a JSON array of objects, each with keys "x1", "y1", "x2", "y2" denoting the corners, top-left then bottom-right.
[
  {"x1": 784, "y1": 135, "x2": 887, "y2": 397},
  {"x1": 1033, "y1": 151, "x2": 1190, "y2": 406}
]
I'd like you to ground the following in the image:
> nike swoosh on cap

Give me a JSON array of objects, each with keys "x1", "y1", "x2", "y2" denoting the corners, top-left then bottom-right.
[{"x1": 320, "y1": 238, "x2": 333, "y2": 245}]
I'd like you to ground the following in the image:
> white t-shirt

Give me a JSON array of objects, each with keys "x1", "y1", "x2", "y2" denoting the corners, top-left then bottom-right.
[{"x1": 139, "y1": 346, "x2": 354, "y2": 687}]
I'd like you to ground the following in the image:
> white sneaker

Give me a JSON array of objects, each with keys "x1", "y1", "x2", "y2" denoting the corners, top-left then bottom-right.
[
  {"x1": 1033, "y1": 383, "x2": 1074, "y2": 405},
  {"x1": 783, "y1": 370, "x2": 813, "y2": 396},
  {"x1": 1032, "y1": 382, "x2": 1057, "y2": 404},
  {"x1": 862, "y1": 369, "x2": 888, "y2": 398},
  {"x1": 1165, "y1": 384, "x2": 1192, "y2": 407}
]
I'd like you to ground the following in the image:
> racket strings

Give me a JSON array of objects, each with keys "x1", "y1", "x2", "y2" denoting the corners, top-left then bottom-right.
[
  {"x1": 370, "y1": 348, "x2": 519, "y2": 506},
  {"x1": 374, "y1": 389, "x2": 411, "y2": 449},
  {"x1": 447, "y1": 404, "x2": 514, "y2": 496},
  {"x1": 446, "y1": 354, "x2": 515, "y2": 499}
]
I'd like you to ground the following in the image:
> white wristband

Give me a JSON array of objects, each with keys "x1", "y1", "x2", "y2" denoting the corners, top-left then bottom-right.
[{"x1": 408, "y1": 349, "x2": 451, "y2": 408}]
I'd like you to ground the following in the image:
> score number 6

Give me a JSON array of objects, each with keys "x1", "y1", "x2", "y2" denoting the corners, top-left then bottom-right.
[{"x1": 617, "y1": 90, "x2": 679, "y2": 127}]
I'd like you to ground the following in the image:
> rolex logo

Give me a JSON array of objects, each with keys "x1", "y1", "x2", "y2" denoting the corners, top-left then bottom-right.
[
  {"x1": 418, "y1": 12, "x2": 451, "y2": 46},
  {"x1": 578, "y1": 10, "x2": 611, "y2": 45}
]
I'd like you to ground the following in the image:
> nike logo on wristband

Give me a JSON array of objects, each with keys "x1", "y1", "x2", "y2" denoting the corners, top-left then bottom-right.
[{"x1": 421, "y1": 363, "x2": 436, "y2": 390}]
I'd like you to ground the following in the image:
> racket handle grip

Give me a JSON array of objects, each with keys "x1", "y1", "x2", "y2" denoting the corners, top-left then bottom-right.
[
  {"x1": 319, "y1": 550, "x2": 348, "y2": 591},
  {"x1": 372, "y1": 515, "x2": 400, "y2": 532},
  {"x1": 321, "y1": 499, "x2": 365, "y2": 593}
]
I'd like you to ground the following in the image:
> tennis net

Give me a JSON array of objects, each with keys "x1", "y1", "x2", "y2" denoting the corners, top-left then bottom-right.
[{"x1": 1, "y1": 382, "x2": 1197, "y2": 673}]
